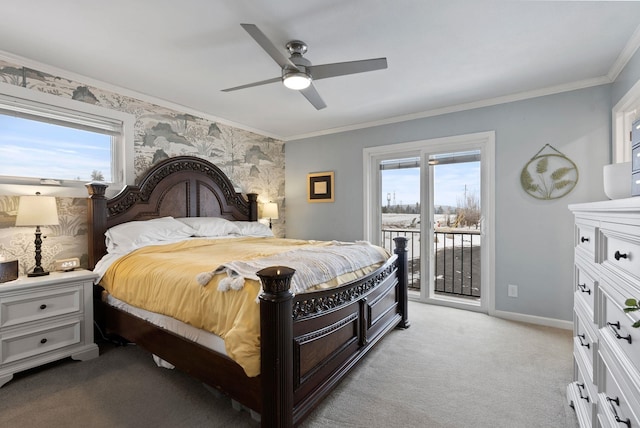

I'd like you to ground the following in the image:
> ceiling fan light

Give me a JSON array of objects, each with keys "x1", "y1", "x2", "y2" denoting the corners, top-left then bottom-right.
[{"x1": 283, "y1": 72, "x2": 311, "y2": 90}]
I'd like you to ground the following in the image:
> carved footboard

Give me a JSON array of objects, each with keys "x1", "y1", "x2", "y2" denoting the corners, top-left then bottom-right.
[{"x1": 258, "y1": 237, "x2": 409, "y2": 427}]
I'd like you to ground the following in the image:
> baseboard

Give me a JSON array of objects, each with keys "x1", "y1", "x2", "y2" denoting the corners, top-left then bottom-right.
[{"x1": 491, "y1": 309, "x2": 573, "y2": 330}]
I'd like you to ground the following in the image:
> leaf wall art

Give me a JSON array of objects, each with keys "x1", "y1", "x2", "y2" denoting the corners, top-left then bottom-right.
[{"x1": 520, "y1": 144, "x2": 578, "y2": 200}]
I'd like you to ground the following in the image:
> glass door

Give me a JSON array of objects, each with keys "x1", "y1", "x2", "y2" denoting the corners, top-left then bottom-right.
[
  {"x1": 364, "y1": 131, "x2": 494, "y2": 313},
  {"x1": 380, "y1": 157, "x2": 421, "y2": 295},
  {"x1": 427, "y1": 150, "x2": 481, "y2": 306}
]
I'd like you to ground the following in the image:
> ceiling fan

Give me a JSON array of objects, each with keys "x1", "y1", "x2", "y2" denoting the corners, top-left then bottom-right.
[{"x1": 221, "y1": 24, "x2": 388, "y2": 110}]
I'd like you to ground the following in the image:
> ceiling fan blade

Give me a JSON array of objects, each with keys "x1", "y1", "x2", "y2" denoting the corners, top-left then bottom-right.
[
  {"x1": 310, "y1": 58, "x2": 387, "y2": 80},
  {"x1": 240, "y1": 23, "x2": 297, "y2": 70},
  {"x1": 221, "y1": 77, "x2": 281, "y2": 92},
  {"x1": 300, "y1": 83, "x2": 326, "y2": 110}
]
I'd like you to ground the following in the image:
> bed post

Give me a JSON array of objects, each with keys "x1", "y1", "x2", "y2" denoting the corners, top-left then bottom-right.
[
  {"x1": 246, "y1": 193, "x2": 258, "y2": 221},
  {"x1": 86, "y1": 182, "x2": 109, "y2": 270},
  {"x1": 257, "y1": 266, "x2": 295, "y2": 428},
  {"x1": 393, "y1": 236, "x2": 410, "y2": 329}
]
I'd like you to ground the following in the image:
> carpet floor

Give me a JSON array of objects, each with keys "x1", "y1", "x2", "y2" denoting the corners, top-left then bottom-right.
[{"x1": 0, "y1": 302, "x2": 579, "y2": 427}]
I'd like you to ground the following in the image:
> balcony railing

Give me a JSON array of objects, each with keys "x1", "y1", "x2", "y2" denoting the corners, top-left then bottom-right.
[{"x1": 381, "y1": 228, "x2": 481, "y2": 298}]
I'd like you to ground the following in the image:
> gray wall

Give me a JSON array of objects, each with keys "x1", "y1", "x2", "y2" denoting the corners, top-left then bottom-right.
[
  {"x1": 286, "y1": 85, "x2": 612, "y2": 322},
  {"x1": 612, "y1": 47, "x2": 640, "y2": 106}
]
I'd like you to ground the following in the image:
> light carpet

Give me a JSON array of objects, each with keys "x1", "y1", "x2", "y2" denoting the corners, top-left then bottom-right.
[{"x1": 0, "y1": 302, "x2": 579, "y2": 427}]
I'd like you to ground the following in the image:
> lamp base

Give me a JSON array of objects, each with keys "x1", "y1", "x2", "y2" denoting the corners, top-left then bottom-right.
[{"x1": 27, "y1": 268, "x2": 50, "y2": 277}]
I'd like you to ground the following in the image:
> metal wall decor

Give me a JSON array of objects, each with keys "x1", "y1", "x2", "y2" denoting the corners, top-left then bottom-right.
[{"x1": 520, "y1": 144, "x2": 578, "y2": 200}]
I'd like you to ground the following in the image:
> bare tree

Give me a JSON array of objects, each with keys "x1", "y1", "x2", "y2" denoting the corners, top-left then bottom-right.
[{"x1": 456, "y1": 191, "x2": 480, "y2": 228}]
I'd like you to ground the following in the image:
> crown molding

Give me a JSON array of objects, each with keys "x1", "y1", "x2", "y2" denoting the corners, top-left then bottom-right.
[
  {"x1": 607, "y1": 23, "x2": 640, "y2": 82},
  {"x1": 0, "y1": 49, "x2": 284, "y2": 141},
  {"x1": 286, "y1": 76, "x2": 611, "y2": 141},
  {"x1": 0, "y1": 46, "x2": 624, "y2": 143}
]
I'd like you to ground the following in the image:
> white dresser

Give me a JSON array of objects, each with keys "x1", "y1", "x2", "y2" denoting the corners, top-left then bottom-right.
[
  {"x1": 0, "y1": 270, "x2": 99, "y2": 387},
  {"x1": 568, "y1": 199, "x2": 640, "y2": 427}
]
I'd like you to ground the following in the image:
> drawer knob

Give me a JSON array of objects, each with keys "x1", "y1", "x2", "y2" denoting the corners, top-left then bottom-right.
[
  {"x1": 606, "y1": 396, "x2": 631, "y2": 428},
  {"x1": 40, "y1": 338, "x2": 47, "y2": 344},
  {"x1": 39, "y1": 304, "x2": 47, "y2": 310},
  {"x1": 580, "y1": 236, "x2": 589, "y2": 243},
  {"x1": 577, "y1": 283, "x2": 591, "y2": 295},
  {"x1": 607, "y1": 321, "x2": 632, "y2": 344},
  {"x1": 614, "y1": 250, "x2": 628, "y2": 261},
  {"x1": 578, "y1": 334, "x2": 590, "y2": 349}
]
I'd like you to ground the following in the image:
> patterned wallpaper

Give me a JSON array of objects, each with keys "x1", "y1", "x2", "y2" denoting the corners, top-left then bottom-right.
[{"x1": 0, "y1": 61, "x2": 285, "y2": 275}]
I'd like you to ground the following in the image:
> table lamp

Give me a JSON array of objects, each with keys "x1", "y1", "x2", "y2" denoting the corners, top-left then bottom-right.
[
  {"x1": 262, "y1": 202, "x2": 279, "y2": 229},
  {"x1": 15, "y1": 192, "x2": 59, "y2": 277}
]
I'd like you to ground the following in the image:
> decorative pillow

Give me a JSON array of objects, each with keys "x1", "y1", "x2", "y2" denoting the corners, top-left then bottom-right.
[
  {"x1": 176, "y1": 217, "x2": 241, "y2": 237},
  {"x1": 105, "y1": 216, "x2": 195, "y2": 254},
  {"x1": 233, "y1": 221, "x2": 274, "y2": 237}
]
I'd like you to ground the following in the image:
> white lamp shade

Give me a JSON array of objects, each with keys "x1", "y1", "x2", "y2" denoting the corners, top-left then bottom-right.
[
  {"x1": 15, "y1": 195, "x2": 59, "y2": 226},
  {"x1": 262, "y1": 202, "x2": 279, "y2": 219}
]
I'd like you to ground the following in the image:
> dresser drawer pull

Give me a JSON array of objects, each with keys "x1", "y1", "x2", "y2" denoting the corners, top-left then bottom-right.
[
  {"x1": 581, "y1": 236, "x2": 590, "y2": 243},
  {"x1": 577, "y1": 383, "x2": 590, "y2": 402},
  {"x1": 577, "y1": 283, "x2": 591, "y2": 295},
  {"x1": 40, "y1": 338, "x2": 47, "y2": 344},
  {"x1": 614, "y1": 250, "x2": 628, "y2": 261},
  {"x1": 607, "y1": 321, "x2": 632, "y2": 344},
  {"x1": 577, "y1": 334, "x2": 590, "y2": 348},
  {"x1": 606, "y1": 396, "x2": 631, "y2": 427},
  {"x1": 39, "y1": 304, "x2": 47, "y2": 310}
]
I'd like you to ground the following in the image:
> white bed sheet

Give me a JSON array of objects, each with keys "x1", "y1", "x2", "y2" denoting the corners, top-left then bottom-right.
[{"x1": 104, "y1": 293, "x2": 228, "y2": 359}]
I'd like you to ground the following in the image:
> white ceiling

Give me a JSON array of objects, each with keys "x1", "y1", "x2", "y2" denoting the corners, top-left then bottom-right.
[{"x1": 1, "y1": 1, "x2": 640, "y2": 141}]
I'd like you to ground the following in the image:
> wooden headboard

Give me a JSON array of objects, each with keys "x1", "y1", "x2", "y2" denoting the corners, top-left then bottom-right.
[{"x1": 86, "y1": 156, "x2": 258, "y2": 269}]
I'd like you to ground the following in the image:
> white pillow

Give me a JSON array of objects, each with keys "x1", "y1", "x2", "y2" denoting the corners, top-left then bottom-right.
[
  {"x1": 176, "y1": 217, "x2": 240, "y2": 237},
  {"x1": 105, "y1": 216, "x2": 195, "y2": 254},
  {"x1": 233, "y1": 221, "x2": 274, "y2": 237}
]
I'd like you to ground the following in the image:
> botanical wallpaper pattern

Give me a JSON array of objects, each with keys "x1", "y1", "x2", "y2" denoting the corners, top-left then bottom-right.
[{"x1": 0, "y1": 60, "x2": 285, "y2": 276}]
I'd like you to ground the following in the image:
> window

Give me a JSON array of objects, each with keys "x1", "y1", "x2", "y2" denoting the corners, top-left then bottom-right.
[
  {"x1": 613, "y1": 79, "x2": 640, "y2": 163},
  {"x1": 0, "y1": 83, "x2": 134, "y2": 197}
]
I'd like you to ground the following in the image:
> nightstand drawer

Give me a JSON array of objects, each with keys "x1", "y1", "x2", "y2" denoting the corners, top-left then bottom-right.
[
  {"x1": 0, "y1": 286, "x2": 81, "y2": 328},
  {"x1": 1, "y1": 319, "x2": 81, "y2": 364}
]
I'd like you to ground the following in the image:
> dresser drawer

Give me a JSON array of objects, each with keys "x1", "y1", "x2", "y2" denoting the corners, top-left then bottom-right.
[
  {"x1": 633, "y1": 144, "x2": 640, "y2": 172},
  {"x1": 575, "y1": 219, "x2": 598, "y2": 262},
  {"x1": 600, "y1": 286, "x2": 640, "y2": 378},
  {"x1": 575, "y1": 308, "x2": 597, "y2": 380},
  {"x1": 0, "y1": 285, "x2": 81, "y2": 329},
  {"x1": 575, "y1": 263, "x2": 597, "y2": 320},
  {"x1": 597, "y1": 350, "x2": 640, "y2": 428},
  {"x1": 568, "y1": 360, "x2": 596, "y2": 428},
  {"x1": 633, "y1": 119, "x2": 640, "y2": 147},
  {"x1": 1, "y1": 319, "x2": 81, "y2": 365},
  {"x1": 600, "y1": 222, "x2": 640, "y2": 284}
]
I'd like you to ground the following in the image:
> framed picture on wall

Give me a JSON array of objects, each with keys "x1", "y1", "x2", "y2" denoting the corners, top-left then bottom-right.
[{"x1": 307, "y1": 171, "x2": 334, "y2": 203}]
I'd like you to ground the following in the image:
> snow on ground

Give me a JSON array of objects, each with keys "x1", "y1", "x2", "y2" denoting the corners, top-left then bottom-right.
[{"x1": 381, "y1": 213, "x2": 480, "y2": 261}]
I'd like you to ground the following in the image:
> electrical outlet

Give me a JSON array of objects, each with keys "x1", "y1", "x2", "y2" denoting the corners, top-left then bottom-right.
[{"x1": 508, "y1": 284, "x2": 518, "y2": 298}]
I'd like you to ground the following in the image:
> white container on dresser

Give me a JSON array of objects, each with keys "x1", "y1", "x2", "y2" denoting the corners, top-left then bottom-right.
[
  {"x1": 0, "y1": 270, "x2": 99, "y2": 388},
  {"x1": 568, "y1": 198, "x2": 640, "y2": 427}
]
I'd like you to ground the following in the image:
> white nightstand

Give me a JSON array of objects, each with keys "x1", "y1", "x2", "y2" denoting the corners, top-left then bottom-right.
[{"x1": 0, "y1": 270, "x2": 99, "y2": 387}]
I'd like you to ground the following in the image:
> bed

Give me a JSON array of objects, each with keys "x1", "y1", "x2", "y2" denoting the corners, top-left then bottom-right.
[{"x1": 86, "y1": 155, "x2": 409, "y2": 427}]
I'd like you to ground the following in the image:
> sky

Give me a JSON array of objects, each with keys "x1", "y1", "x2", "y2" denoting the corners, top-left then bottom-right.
[
  {"x1": 0, "y1": 115, "x2": 112, "y2": 182},
  {"x1": 381, "y1": 161, "x2": 480, "y2": 208},
  {"x1": 1, "y1": 114, "x2": 480, "y2": 206}
]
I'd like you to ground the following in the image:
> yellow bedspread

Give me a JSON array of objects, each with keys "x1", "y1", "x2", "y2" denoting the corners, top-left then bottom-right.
[{"x1": 99, "y1": 237, "x2": 385, "y2": 377}]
